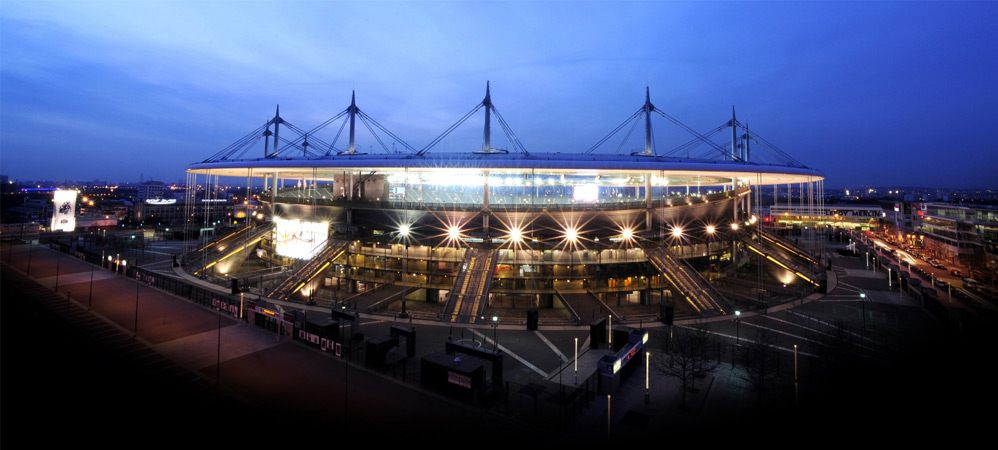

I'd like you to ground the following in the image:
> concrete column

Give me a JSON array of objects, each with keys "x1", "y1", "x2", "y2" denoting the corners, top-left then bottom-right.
[
  {"x1": 645, "y1": 174, "x2": 653, "y2": 231},
  {"x1": 270, "y1": 172, "x2": 278, "y2": 205}
]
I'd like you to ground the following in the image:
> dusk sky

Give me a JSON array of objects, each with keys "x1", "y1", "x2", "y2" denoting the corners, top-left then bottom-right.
[{"x1": 1, "y1": 1, "x2": 996, "y2": 188}]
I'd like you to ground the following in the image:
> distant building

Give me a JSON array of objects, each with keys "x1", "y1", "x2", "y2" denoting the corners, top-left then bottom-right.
[
  {"x1": 767, "y1": 204, "x2": 885, "y2": 230},
  {"x1": 918, "y1": 203, "x2": 998, "y2": 272},
  {"x1": 135, "y1": 181, "x2": 167, "y2": 202}
]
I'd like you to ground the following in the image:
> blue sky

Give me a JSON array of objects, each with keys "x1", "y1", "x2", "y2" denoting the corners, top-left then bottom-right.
[{"x1": 1, "y1": 1, "x2": 996, "y2": 188}]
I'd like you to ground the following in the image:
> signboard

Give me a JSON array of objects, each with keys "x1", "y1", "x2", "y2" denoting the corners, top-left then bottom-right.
[
  {"x1": 272, "y1": 216, "x2": 329, "y2": 259},
  {"x1": 573, "y1": 184, "x2": 599, "y2": 203},
  {"x1": 50, "y1": 190, "x2": 77, "y2": 231},
  {"x1": 145, "y1": 198, "x2": 177, "y2": 205},
  {"x1": 447, "y1": 371, "x2": 472, "y2": 389}
]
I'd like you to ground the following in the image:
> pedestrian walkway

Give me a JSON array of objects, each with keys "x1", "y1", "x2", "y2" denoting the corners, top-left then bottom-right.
[{"x1": 154, "y1": 321, "x2": 284, "y2": 371}]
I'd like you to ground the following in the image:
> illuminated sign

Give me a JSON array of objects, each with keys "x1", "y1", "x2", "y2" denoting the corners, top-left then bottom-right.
[
  {"x1": 145, "y1": 198, "x2": 177, "y2": 205},
  {"x1": 50, "y1": 190, "x2": 77, "y2": 232},
  {"x1": 573, "y1": 184, "x2": 599, "y2": 202},
  {"x1": 272, "y1": 216, "x2": 329, "y2": 259},
  {"x1": 447, "y1": 371, "x2": 472, "y2": 389},
  {"x1": 599, "y1": 328, "x2": 650, "y2": 377}
]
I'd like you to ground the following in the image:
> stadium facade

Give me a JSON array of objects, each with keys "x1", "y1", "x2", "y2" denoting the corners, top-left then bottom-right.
[{"x1": 182, "y1": 86, "x2": 827, "y2": 325}]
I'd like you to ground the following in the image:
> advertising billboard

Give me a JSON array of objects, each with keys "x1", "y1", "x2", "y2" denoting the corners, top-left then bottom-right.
[
  {"x1": 50, "y1": 190, "x2": 77, "y2": 232},
  {"x1": 272, "y1": 216, "x2": 328, "y2": 259},
  {"x1": 573, "y1": 184, "x2": 599, "y2": 203}
]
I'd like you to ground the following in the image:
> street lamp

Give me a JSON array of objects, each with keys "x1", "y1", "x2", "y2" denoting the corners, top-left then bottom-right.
[
  {"x1": 492, "y1": 315, "x2": 499, "y2": 351},
  {"x1": 860, "y1": 292, "x2": 867, "y2": 328},
  {"x1": 54, "y1": 251, "x2": 62, "y2": 291},
  {"x1": 88, "y1": 260, "x2": 95, "y2": 309},
  {"x1": 574, "y1": 337, "x2": 579, "y2": 384},
  {"x1": 734, "y1": 310, "x2": 742, "y2": 345},
  {"x1": 564, "y1": 226, "x2": 579, "y2": 244},
  {"x1": 645, "y1": 351, "x2": 651, "y2": 404},
  {"x1": 705, "y1": 224, "x2": 716, "y2": 261},
  {"x1": 620, "y1": 226, "x2": 634, "y2": 242},
  {"x1": 671, "y1": 225, "x2": 684, "y2": 257},
  {"x1": 133, "y1": 276, "x2": 140, "y2": 336},
  {"x1": 447, "y1": 225, "x2": 461, "y2": 242},
  {"x1": 507, "y1": 226, "x2": 524, "y2": 244}
]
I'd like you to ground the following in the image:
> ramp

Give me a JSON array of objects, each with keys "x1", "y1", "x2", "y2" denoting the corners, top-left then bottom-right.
[
  {"x1": 443, "y1": 248, "x2": 498, "y2": 323},
  {"x1": 739, "y1": 230, "x2": 821, "y2": 288},
  {"x1": 189, "y1": 223, "x2": 274, "y2": 275},
  {"x1": 643, "y1": 244, "x2": 729, "y2": 315},
  {"x1": 557, "y1": 290, "x2": 618, "y2": 323},
  {"x1": 345, "y1": 284, "x2": 409, "y2": 312},
  {"x1": 756, "y1": 228, "x2": 819, "y2": 265}
]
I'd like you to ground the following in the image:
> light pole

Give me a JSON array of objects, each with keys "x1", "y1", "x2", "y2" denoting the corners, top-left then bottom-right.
[
  {"x1": 54, "y1": 251, "x2": 62, "y2": 291},
  {"x1": 606, "y1": 394, "x2": 612, "y2": 439},
  {"x1": 87, "y1": 262, "x2": 95, "y2": 310},
  {"x1": 398, "y1": 224, "x2": 411, "y2": 318},
  {"x1": 734, "y1": 310, "x2": 742, "y2": 345},
  {"x1": 608, "y1": 314, "x2": 613, "y2": 349},
  {"x1": 216, "y1": 302, "x2": 222, "y2": 387},
  {"x1": 645, "y1": 351, "x2": 651, "y2": 404},
  {"x1": 793, "y1": 344, "x2": 799, "y2": 383},
  {"x1": 491, "y1": 315, "x2": 499, "y2": 351},
  {"x1": 860, "y1": 292, "x2": 867, "y2": 328},
  {"x1": 26, "y1": 243, "x2": 33, "y2": 275},
  {"x1": 574, "y1": 337, "x2": 579, "y2": 384},
  {"x1": 133, "y1": 276, "x2": 140, "y2": 337},
  {"x1": 794, "y1": 343, "x2": 799, "y2": 406}
]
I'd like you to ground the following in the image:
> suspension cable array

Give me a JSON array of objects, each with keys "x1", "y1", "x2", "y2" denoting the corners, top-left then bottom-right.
[{"x1": 201, "y1": 85, "x2": 810, "y2": 170}]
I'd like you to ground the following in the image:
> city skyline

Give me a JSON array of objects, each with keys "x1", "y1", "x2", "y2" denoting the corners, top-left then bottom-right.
[{"x1": 2, "y1": 1, "x2": 997, "y2": 186}]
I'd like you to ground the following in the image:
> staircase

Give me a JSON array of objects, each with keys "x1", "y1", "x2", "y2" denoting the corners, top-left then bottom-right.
[
  {"x1": 643, "y1": 244, "x2": 729, "y2": 315},
  {"x1": 188, "y1": 223, "x2": 274, "y2": 275},
  {"x1": 266, "y1": 240, "x2": 349, "y2": 301},
  {"x1": 739, "y1": 229, "x2": 821, "y2": 287},
  {"x1": 442, "y1": 248, "x2": 498, "y2": 323}
]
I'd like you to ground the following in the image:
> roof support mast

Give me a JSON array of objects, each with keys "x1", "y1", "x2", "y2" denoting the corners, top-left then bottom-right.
[
  {"x1": 730, "y1": 106, "x2": 737, "y2": 161},
  {"x1": 272, "y1": 105, "x2": 281, "y2": 157},
  {"x1": 347, "y1": 91, "x2": 358, "y2": 155},
  {"x1": 482, "y1": 81, "x2": 492, "y2": 153},
  {"x1": 643, "y1": 87, "x2": 654, "y2": 156}
]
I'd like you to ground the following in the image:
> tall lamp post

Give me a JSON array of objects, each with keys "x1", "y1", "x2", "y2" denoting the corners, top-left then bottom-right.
[
  {"x1": 645, "y1": 351, "x2": 651, "y2": 404},
  {"x1": 133, "y1": 273, "x2": 140, "y2": 337},
  {"x1": 491, "y1": 315, "x2": 499, "y2": 351},
  {"x1": 87, "y1": 261, "x2": 95, "y2": 310},
  {"x1": 398, "y1": 224, "x2": 411, "y2": 318},
  {"x1": 54, "y1": 251, "x2": 62, "y2": 291},
  {"x1": 734, "y1": 310, "x2": 742, "y2": 345},
  {"x1": 860, "y1": 292, "x2": 867, "y2": 328},
  {"x1": 216, "y1": 302, "x2": 222, "y2": 386},
  {"x1": 574, "y1": 336, "x2": 579, "y2": 384}
]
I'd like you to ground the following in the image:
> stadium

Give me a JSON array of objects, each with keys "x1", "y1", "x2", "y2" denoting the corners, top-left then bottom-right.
[{"x1": 181, "y1": 86, "x2": 827, "y2": 326}]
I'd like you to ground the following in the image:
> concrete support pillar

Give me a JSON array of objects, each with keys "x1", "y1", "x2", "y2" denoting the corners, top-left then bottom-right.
[
  {"x1": 645, "y1": 174, "x2": 653, "y2": 231},
  {"x1": 270, "y1": 173, "x2": 278, "y2": 205}
]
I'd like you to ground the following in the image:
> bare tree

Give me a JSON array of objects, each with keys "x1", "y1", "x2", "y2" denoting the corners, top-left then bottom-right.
[
  {"x1": 657, "y1": 326, "x2": 715, "y2": 409},
  {"x1": 739, "y1": 329, "x2": 776, "y2": 402},
  {"x1": 691, "y1": 325, "x2": 719, "y2": 381}
]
